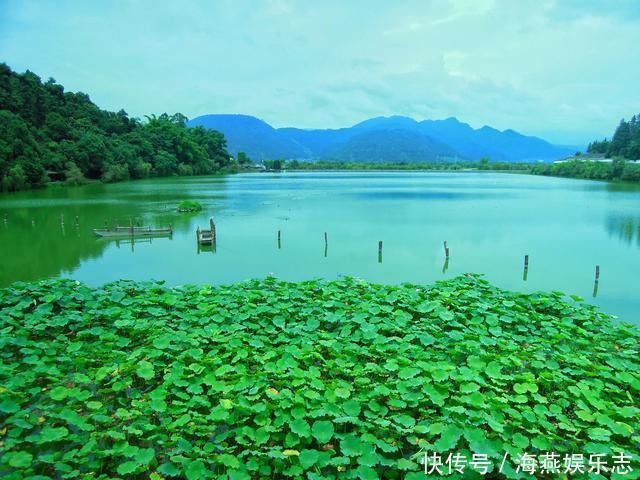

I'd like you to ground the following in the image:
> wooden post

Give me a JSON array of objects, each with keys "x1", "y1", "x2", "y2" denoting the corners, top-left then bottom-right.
[
  {"x1": 210, "y1": 218, "x2": 216, "y2": 240},
  {"x1": 444, "y1": 241, "x2": 450, "y2": 258},
  {"x1": 324, "y1": 232, "x2": 328, "y2": 257},
  {"x1": 522, "y1": 254, "x2": 529, "y2": 281},
  {"x1": 378, "y1": 240, "x2": 383, "y2": 263},
  {"x1": 442, "y1": 257, "x2": 449, "y2": 274},
  {"x1": 595, "y1": 265, "x2": 600, "y2": 282},
  {"x1": 278, "y1": 230, "x2": 281, "y2": 249}
]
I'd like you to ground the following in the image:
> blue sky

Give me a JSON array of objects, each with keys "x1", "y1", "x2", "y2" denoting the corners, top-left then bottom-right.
[{"x1": 1, "y1": 0, "x2": 639, "y2": 145}]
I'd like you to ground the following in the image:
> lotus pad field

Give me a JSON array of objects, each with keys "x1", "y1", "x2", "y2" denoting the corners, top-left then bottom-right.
[{"x1": 0, "y1": 275, "x2": 638, "y2": 479}]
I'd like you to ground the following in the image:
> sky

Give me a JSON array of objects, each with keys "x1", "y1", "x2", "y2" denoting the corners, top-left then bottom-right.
[{"x1": 1, "y1": 0, "x2": 639, "y2": 145}]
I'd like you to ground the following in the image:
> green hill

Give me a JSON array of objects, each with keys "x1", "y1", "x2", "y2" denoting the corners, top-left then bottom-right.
[{"x1": 0, "y1": 64, "x2": 233, "y2": 192}]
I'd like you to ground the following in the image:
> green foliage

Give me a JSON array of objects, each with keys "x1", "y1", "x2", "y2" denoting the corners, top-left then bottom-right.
[
  {"x1": 0, "y1": 64, "x2": 233, "y2": 191},
  {"x1": 177, "y1": 200, "x2": 203, "y2": 213},
  {"x1": 264, "y1": 159, "x2": 284, "y2": 171},
  {"x1": 286, "y1": 159, "x2": 530, "y2": 172},
  {"x1": 236, "y1": 151, "x2": 251, "y2": 166},
  {"x1": 588, "y1": 113, "x2": 640, "y2": 159},
  {"x1": 531, "y1": 158, "x2": 640, "y2": 183},
  {"x1": 0, "y1": 276, "x2": 638, "y2": 478}
]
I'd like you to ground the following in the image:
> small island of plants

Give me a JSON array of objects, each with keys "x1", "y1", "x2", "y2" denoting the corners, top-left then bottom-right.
[
  {"x1": 0, "y1": 276, "x2": 638, "y2": 479},
  {"x1": 177, "y1": 201, "x2": 203, "y2": 213}
]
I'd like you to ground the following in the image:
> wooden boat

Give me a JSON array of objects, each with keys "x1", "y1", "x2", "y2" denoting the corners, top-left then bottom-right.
[{"x1": 94, "y1": 225, "x2": 173, "y2": 238}]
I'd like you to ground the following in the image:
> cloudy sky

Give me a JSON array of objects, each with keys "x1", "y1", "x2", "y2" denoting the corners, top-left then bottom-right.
[{"x1": 1, "y1": 0, "x2": 639, "y2": 145}]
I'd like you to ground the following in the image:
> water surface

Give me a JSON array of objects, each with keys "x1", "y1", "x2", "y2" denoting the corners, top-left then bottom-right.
[{"x1": 0, "y1": 172, "x2": 638, "y2": 323}]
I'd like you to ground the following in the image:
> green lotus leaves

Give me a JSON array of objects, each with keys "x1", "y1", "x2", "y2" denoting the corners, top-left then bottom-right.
[
  {"x1": 312, "y1": 420, "x2": 335, "y2": 444},
  {"x1": 136, "y1": 360, "x2": 155, "y2": 380},
  {"x1": 0, "y1": 275, "x2": 638, "y2": 479}
]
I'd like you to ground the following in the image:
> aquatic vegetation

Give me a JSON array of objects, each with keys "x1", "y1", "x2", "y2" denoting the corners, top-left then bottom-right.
[
  {"x1": 177, "y1": 200, "x2": 203, "y2": 213},
  {"x1": 0, "y1": 276, "x2": 638, "y2": 479}
]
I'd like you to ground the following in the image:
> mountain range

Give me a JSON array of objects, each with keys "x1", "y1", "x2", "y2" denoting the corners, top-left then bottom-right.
[{"x1": 187, "y1": 114, "x2": 575, "y2": 163}]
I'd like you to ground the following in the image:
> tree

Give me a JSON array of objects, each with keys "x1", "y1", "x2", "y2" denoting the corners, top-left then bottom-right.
[
  {"x1": 237, "y1": 151, "x2": 251, "y2": 166},
  {"x1": 0, "y1": 63, "x2": 232, "y2": 191}
]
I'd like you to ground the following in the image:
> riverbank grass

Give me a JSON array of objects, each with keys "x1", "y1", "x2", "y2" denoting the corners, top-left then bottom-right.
[{"x1": 0, "y1": 275, "x2": 638, "y2": 479}]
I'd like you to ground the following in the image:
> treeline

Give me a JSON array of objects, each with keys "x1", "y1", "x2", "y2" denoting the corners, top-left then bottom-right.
[
  {"x1": 283, "y1": 158, "x2": 530, "y2": 171},
  {"x1": 531, "y1": 158, "x2": 640, "y2": 182},
  {"x1": 0, "y1": 64, "x2": 234, "y2": 192},
  {"x1": 588, "y1": 114, "x2": 640, "y2": 159}
]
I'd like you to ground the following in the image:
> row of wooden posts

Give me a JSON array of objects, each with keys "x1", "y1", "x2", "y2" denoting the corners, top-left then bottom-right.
[{"x1": 3, "y1": 212, "x2": 604, "y2": 296}]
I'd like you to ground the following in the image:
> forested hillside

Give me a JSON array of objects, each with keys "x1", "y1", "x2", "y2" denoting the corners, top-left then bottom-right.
[
  {"x1": 0, "y1": 64, "x2": 232, "y2": 192},
  {"x1": 588, "y1": 114, "x2": 640, "y2": 159}
]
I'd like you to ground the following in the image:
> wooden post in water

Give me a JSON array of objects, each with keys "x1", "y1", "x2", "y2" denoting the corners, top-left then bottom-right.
[
  {"x1": 523, "y1": 254, "x2": 529, "y2": 281},
  {"x1": 592, "y1": 265, "x2": 600, "y2": 298},
  {"x1": 442, "y1": 257, "x2": 449, "y2": 274},
  {"x1": 324, "y1": 232, "x2": 328, "y2": 258},
  {"x1": 278, "y1": 230, "x2": 281, "y2": 249},
  {"x1": 196, "y1": 227, "x2": 201, "y2": 254},
  {"x1": 210, "y1": 218, "x2": 216, "y2": 241},
  {"x1": 378, "y1": 240, "x2": 383, "y2": 263},
  {"x1": 444, "y1": 241, "x2": 450, "y2": 258}
]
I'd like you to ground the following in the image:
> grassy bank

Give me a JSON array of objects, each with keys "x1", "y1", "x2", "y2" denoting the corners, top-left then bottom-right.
[{"x1": 0, "y1": 276, "x2": 638, "y2": 479}]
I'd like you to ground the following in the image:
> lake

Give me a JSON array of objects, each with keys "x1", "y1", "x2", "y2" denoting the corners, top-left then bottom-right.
[{"x1": 0, "y1": 171, "x2": 638, "y2": 323}]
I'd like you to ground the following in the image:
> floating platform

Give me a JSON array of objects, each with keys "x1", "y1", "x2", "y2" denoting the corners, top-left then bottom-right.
[{"x1": 94, "y1": 226, "x2": 173, "y2": 238}]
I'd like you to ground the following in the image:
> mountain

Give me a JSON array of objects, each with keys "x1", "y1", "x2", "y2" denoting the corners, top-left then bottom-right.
[
  {"x1": 187, "y1": 114, "x2": 573, "y2": 162},
  {"x1": 330, "y1": 129, "x2": 458, "y2": 163},
  {"x1": 187, "y1": 114, "x2": 306, "y2": 159}
]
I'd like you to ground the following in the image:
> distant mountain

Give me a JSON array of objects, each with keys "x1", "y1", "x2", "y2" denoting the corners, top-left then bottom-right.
[
  {"x1": 187, "y1": 114, "x2": 306, "y2": 159},
  {"x1": 330, "y1": 129, "x2": 458, "y2": 163},
  {"x1": 187, "y1": 114, "x2": 573, "y2": 162}
]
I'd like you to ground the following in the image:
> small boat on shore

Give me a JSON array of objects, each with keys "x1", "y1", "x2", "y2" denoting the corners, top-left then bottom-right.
[{"x1": 93, "y1": 225, "x2": 173, "y2": 238}]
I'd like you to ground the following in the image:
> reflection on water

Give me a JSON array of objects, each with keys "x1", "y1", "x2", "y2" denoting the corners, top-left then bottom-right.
[
  {"x1": 0, "y1": 180, "x2": 228, "y2": 285},
  {"x1": 0, "y1": 172, "x2": 638, "y2": 324},
  {"x1": 606, "y1": 214, "x2": 640, "y2": 247}
]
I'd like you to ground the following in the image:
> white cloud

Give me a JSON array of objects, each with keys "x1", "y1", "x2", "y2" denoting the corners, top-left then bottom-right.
[{"x1": 0, "y1": 0, "x2": 638, "y2": 144}]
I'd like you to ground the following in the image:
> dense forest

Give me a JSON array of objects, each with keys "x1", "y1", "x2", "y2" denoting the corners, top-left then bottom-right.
[
  {"x1": 587, "y1": 114, "x2": 640, "y2": 159},
  {"x1": 0, "y1": 64, "x2": 235, "y2": 192}
]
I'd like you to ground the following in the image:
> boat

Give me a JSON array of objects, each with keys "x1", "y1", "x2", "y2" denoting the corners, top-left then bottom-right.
[{"x1": 93, "y1": 225, "x2": 173, "y2": 238}]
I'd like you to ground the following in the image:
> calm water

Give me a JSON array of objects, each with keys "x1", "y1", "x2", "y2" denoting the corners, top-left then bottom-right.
[{"x1": 0, "y1": 172, "x2": 638, "y2": 323}]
